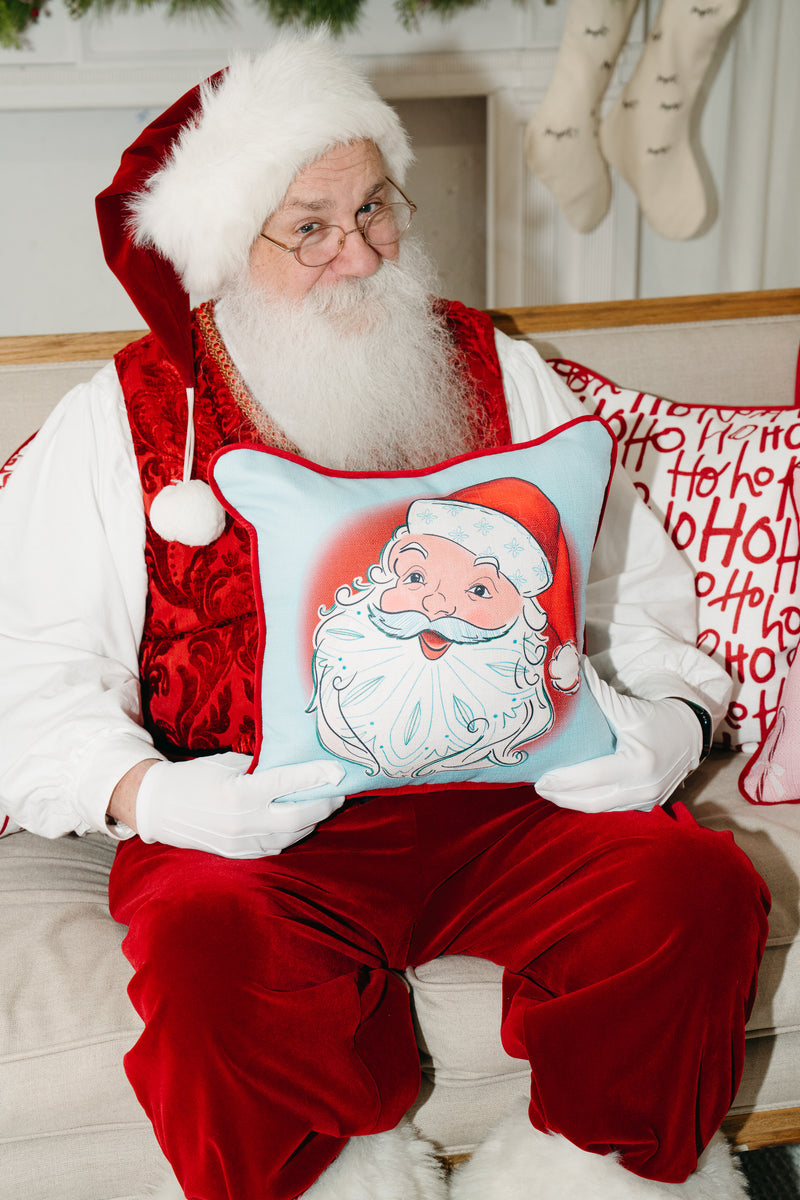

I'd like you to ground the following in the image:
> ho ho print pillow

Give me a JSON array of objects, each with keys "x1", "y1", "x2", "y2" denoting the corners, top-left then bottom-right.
[
  {"x1": 210, "y1": 416, "x2": 617, "y2": 800},
  {"x1": 550, "y1": 358, "x2": 800, "y2": 753}
]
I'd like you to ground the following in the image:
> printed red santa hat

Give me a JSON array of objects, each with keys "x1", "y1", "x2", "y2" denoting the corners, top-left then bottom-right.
[
  {"x1": 405, "y1": 477, "x2": 578, "y2": 649},
  {"x1": 95, "y1": 32, "x2": 413, "y2": 546}
]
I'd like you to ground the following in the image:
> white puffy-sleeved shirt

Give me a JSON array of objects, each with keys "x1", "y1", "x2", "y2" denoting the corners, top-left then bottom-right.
[{"x1": 0, "y1": 331, "x2": 732, "y2": 839}]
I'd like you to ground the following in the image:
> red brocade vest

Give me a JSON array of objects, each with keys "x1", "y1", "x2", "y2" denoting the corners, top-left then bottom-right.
[{"x1": 116, "y1": 299, "x2": 512, "y2": 758}]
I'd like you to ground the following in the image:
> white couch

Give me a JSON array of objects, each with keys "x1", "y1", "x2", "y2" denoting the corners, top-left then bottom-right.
[{"x1": 2, "y1": 290, "x2": 799, "y2": 1198}]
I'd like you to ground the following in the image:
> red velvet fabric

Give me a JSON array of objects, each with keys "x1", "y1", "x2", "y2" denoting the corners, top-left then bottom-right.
[
  {"x1": 116, "y1": 300, "x2": 511, "y2": 759},
  {"x1": 110, "y1": 790, "x2": 769, "y2": 1200},
  {"x1": 96, "y1": 74, "x2": 224, "y2": 389}
]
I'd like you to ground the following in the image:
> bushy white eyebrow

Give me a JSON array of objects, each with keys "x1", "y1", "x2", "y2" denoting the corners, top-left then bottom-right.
[
  {"x1": 473, "y1": 556, "x2": 501, "y2": 575},
  {"x1": 396, "y1": 541, "x2": 428, "y2": 559},
  {"x1": 284, "y1": 197, "x2": 335, "y2": 213},
  {"x1": 281, "y1": 180, "x2": 386, "y2": 216}
]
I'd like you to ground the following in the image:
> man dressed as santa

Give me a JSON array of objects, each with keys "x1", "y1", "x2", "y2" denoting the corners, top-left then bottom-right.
[{"x1": 0, "y1": 33, "x2": 769, "y2": 1200}]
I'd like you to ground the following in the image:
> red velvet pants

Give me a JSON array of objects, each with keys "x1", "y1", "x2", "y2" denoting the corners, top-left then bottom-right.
[{"x1": 109, "y1": 786, "x2": 769, "y2": 1200}]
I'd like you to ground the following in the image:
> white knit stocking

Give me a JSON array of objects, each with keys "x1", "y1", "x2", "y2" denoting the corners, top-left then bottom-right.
[
  {"x1": 600, "y1": 0, "x2": 744, "y2": 239},
  {"x1": 524, "y1": 0, "x2": 642, "y2": 233}
]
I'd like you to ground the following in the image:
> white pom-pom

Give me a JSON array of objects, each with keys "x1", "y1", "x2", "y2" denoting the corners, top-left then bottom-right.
[
  {"x1": 548, "y1": 640, "x2": 581, "y2": 695},
  {"x1": 149, "y1": 480, "x2": 227, "y2": 546}
]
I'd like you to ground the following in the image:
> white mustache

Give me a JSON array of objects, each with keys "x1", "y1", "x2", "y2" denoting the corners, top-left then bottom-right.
[{"x1": 367, "y1": 603, "x2": 514, "y2": 645}]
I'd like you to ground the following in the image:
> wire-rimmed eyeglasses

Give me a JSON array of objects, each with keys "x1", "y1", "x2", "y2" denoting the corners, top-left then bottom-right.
[{"x1": 259, "y1": 178, "x2": 417, "y2": 268}]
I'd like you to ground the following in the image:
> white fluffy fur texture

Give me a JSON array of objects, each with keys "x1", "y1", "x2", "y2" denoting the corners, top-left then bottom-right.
[
  {"x1": 450, "y1": 1099, "x2": 750, "y2": 1200},
  {"x1": 145, "y1": 1119, "x2": 448, "y2": 1199},
  {"x1": 130, "y1": 32, "x2": 413, "y2": 297},
  {"x1": 149, "y1": 479, "x2": 227, "y2": 546},
  {"x1": 303, "y1": 1120, "x2": 449, "y2": 1199}
]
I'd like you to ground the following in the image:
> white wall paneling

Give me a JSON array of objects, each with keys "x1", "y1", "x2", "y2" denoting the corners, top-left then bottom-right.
[{"x1": 0, "y1": 0, "x2": 796, "y2": 336}]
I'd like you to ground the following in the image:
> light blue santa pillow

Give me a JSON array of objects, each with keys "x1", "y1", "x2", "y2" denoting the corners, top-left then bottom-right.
[{"x1": 210, "y1": 416, "x2": 617, "y2": 799}]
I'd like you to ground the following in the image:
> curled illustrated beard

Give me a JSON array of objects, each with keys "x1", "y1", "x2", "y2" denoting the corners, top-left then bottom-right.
[{"x1": 308, "y1": 583, "x2": 557, "y2": 779}]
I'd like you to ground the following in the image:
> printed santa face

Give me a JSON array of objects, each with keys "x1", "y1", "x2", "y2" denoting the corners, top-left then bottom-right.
[
  {"x1": 378, "y1": 533, "x2": 525, "y2": 659},
  {"x1": 307, "y1": 484, "x2": 580, "y2": 780}
]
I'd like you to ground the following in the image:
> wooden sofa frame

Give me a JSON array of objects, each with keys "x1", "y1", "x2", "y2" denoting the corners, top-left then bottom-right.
[
  {"x1": 2, "y1": 287, "x2": 799, "y2": 1155},
  {"x1": 2, "y1": 287, "x2": 798, "y2": 368}
]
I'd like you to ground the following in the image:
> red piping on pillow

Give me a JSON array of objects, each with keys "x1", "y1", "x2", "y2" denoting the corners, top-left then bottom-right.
[{"x1": 208, "y1": 416, "x2": 617, "y2": 784}]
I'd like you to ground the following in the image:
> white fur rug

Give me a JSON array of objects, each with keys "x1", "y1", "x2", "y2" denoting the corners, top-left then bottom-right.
[{"x1": 449, "y1": 1100, "x2": 749, "y2": 1199}]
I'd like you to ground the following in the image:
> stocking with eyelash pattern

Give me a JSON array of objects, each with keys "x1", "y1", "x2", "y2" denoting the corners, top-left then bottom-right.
[
  {"x1": 600, "y1": 0, "x2": 744, "y2": 240},
  {"x1": 524, "y1": 0, "x2": 641, "y2": 233}
]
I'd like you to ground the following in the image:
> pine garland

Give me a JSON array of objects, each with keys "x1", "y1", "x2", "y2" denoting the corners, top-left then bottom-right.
[
  {"x1": 2, "y1": 0, "x2": 44, "y2": 46},
  {"x1": 2, "y1": 0, "x2": 554, "y2": 51}
]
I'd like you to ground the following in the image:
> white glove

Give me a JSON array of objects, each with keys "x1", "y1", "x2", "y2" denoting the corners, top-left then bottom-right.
[
  {"x1": 136, "y1": 752, "x2": 346, "y2": 858},
  {"x1": 535, "y1": 661, "x2": 704, "y2": 814}
]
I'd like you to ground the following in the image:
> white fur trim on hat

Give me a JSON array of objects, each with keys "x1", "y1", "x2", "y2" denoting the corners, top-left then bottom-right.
[
  {"x1": 406, "y1": 498, "x2": 554, "y2": 598},
  {"x1": 129, "y1": 33, "x2": 413, "y2": 297}
]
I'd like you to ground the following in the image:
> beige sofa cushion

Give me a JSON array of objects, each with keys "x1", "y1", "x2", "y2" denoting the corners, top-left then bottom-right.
[
  {"x1": 0, "y1": 832, "x2": 166, "y2": 1199},
  {"x1": 0, "y1": 360, "x2": 109, "y2": 469},
  {"x1": 525, "y1": 313, "x2": 800, "y2": 410}
]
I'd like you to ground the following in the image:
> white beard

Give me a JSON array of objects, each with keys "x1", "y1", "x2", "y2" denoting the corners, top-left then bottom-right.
[
  {"x1": 214, "y1": 241, "x2": 478, "y2": 471},
  {"x1": 307, "y1": 582, "x2": 560, "y2": 780}
]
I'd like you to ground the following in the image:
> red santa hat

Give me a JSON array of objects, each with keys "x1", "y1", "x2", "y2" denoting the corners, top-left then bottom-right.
[{"x1": 94, "y1": 33, "x2": 413, "y2": 546}]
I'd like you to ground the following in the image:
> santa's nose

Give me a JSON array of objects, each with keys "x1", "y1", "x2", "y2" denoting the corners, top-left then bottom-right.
[
  {"x1": 328, "y1": 227, "x2": 383, "y2": 279},
  {"x1": 421, "y1": 587, "x2": 454, "y2": 620}
]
